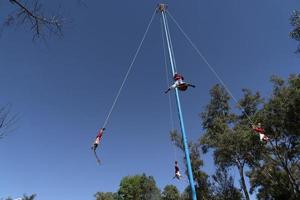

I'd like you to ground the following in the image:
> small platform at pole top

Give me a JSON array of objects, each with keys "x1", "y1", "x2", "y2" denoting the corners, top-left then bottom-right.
[{"x1": 157, "y1": 3, "x2": 168, "y2": 12}]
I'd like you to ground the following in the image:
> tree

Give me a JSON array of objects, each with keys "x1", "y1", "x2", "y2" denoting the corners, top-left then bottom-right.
[
  {"x1": 248, "y1": 74, "x2": 300, "y2": 199},
  {"x1": 2, "y1": 0, "x2": 64, "y2": 40},
  {"x1": 161, "y1": 185, "x2": 180, "y2": 200},
  {"x1": 289, "y1": 10, "x2": 300, "y2": 53},
  {"x1": 200, "y1": 84, "x2": 264, "y2": 200},
  {"x1": 180, "y1": 187, "x2": 192, "y2": 200},
  {"x1": 21, "y1": 194, "x2": 36, "y2": 200},
  {"x1": 95, "y1": 192, "x2": 117, "y2": 200},
  {"x1": 171, "y1": 131, "x2": 212, "y2": 200},
  {"x1": 118, "y1": 174, "x2": 161, "y2": 200},
  {"x1": 2, "y1": 194, "x2": 36, "y2": 200},
  {"x1": 211, "y1": 167, "x2": 243, "y2": 200}
]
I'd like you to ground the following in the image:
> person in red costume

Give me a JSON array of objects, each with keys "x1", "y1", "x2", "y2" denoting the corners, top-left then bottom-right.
[
  {"x1": 91, "y1": 128, "x2": 105, "y2": 151},
  {"x1": 165, "y1": 73, "x2": 195, "y2": 93},
  {"x1": 252, "y1": 123, "x2": 269, "y2": 142}
]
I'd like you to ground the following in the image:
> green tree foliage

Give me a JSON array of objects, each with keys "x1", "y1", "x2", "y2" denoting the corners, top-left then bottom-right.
[
  {"x1": 289, "y1": 10, "x2": 300, "y2": 53},
  {"x1": 21, "y1": 194, "x2": 36, "y2": 200},
  {"x1": 248, "y1": 74, "x2": 300, "y2": 199},
  {"x1": 2, "y1": 194, "x2": 36, "y2": 200},
  {"x1": 180, "y1": 187, "x2": 192, "y2": 200},
  {"x1": 118, "y1": 174, "x2": 161, "y2": 200},
  {"x1": 211, "y1": 167, "x2": 243, "y2": 200},
  {"x1": 200, "y1": 84, "x2": 264, "y2": 200},
  {"x1": 171, "y1": 131, "x2": 213, "y2": 200},
  {"x1": 95, "y1": 192, "x2": 117, "y2": 200},
  {"x1": 161, "y1": 185, "x2": 180, "y2": 200}
]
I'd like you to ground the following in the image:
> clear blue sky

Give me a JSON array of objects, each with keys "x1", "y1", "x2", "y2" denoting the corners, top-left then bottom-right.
[{"x1": 0, "y1": 0, "x2": 299, "y2": 199}]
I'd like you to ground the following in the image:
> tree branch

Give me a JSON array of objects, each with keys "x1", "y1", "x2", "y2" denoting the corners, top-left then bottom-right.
[{"x1": 6, "y1": 0, "x2": 64, "y2": 40}]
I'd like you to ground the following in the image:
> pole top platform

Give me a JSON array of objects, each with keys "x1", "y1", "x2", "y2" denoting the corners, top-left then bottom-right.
[{"x1": 157, "y1": 3, "x2": 168, "y2": 13}]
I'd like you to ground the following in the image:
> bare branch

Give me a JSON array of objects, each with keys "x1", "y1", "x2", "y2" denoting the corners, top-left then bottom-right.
[
  {"x1": 4, "y1": 0, "x2": 64, "y2": 40},
  {"x1": 0, "y1": 104, "x2": 20, "y2": 138}
]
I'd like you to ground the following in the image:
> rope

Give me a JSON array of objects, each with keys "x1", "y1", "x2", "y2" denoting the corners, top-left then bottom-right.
[
  {"x1": 101, "y1": 9, "x2": 156, "y2": 128},
  {"x1": 160, "y1": 16, "x2": 178, "y2": 164},
  {"x1": 161, "y1": 18, "x2": 175, "y2": 130},
  {"x1": 166, "y1": 11, "x2": 254, "y2": 125},
  {"x1": 165, "y1": 15, "x2": 178, "y2": 72}
]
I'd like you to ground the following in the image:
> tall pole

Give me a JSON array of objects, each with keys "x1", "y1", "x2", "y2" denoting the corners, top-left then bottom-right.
[{"x1": 158, "y1": 4, "x2": 197, "y2": 200}]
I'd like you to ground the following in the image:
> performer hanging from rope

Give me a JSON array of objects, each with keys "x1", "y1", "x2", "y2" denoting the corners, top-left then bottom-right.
[
  {"x1": 91, "y1": 128, "x2": 105, "y2": 151},
  {"x1": 91, "y1": 128, "x2": 105, "y2": 164},
  {"x1": 165, "y1": 73, "x2": 195, "y2": 93},
  {"x1": 252, "y1": 123, "x2": 269, "y2": 142},
  {"x1": 173, "y1": 161, "x2": 183, "y2": 180}
]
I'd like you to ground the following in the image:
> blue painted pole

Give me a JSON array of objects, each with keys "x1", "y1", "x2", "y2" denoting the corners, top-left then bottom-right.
[{"x1": 160, "y1": 5, "x2": 197, "y2": 200}]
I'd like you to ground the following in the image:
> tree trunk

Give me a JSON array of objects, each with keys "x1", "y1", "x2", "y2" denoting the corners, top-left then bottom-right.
[{"x1": 237, "y1": 164, "x2": 250, "y2": 200}]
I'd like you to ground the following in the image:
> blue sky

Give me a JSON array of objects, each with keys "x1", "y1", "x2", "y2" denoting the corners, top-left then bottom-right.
[{"x1": 0, "y1": 0, "x2": 299, "y2": 199}]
